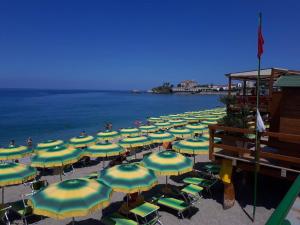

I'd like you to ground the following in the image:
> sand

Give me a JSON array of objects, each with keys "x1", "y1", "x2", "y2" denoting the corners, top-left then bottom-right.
[{"x1": 3, "y1": 147, "x2": 286, "y2": 225}]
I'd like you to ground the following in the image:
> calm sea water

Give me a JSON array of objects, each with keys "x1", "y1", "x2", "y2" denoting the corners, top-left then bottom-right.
[{"x1": 0, "y1": 89, "x2": 221, "y2": 146}]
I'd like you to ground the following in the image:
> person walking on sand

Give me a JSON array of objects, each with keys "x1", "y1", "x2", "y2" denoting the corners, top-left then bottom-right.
[{"x1": 27, "y1": 137, "x2": 33, "y2": 148}]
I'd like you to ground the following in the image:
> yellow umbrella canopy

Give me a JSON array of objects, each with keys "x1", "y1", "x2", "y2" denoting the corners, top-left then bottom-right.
[
  {"x1": 120, "y1": 128, "x2": 140, "y2": 137},
  {"x1": 168, "y1": 127, "x2": 193, "y2": 139},
  {"x1": 0, "y1": 145, "x2": 32, "y2": 161},
  {"x1": 35, "y1": 140, "x2": 64, "y2": 151},
  {"x1": 69, "y1": 135, "x2": 97, "y2": 148},
  {"x1": 96, "y1": 130, "x2": 120, "y2": 141}
]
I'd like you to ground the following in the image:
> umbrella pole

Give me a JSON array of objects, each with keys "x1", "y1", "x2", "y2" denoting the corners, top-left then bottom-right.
[
  {"x1": 102, "y1": 158, "x2": 104, "y2": 169},
  {"x1": 60, "y1": 167, "x2": 63, "y2": 181},
  {"x1": 1, "y1": 187, "x2": 4, "y2": 204},
  {"x1": 72, "y1": 217, "x2": 75, "y2": 225}
]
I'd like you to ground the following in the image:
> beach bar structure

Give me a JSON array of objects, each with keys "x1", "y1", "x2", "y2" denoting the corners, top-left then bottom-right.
[
  {"x1": 226, "y1": 67, "x2": 300, "y2": 112},
  {"x1": 209, "y1": 69, "x2": 300, "y2": 209}
]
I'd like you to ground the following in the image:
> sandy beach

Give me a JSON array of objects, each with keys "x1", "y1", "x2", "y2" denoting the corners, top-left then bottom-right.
[{"x1": 4, "y1": 146, "x2": 288, "y2": 225}]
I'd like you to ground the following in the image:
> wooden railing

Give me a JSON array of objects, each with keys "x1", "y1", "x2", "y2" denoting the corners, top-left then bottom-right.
[
  {"x1": 208, "y1": 124, "x2": 300, "y2": 166},
  {"x1": 234, "y1": 95, "x2": 271, "y2": 111}
]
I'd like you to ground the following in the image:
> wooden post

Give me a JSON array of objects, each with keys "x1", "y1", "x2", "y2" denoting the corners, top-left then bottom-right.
[
  {"x1": 209, "y1": 127, "x2": 215, "y2": 161},
  {"x1": 228, "y1": 77, "x2": 232, "y2": 96},
  {"x1": 224, "y1": 182, "x2": 235, "y2": 209},
  {"x1": 268, "y1": 69, "x2": 275, "y2": 111}
]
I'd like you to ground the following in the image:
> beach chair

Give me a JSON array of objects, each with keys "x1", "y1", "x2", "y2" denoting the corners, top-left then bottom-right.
[
  {"x1": 155, "y1": 197, "x2": 191, "y2": 218},
  {"x1": 30, "y1": 180, "x2": 48, "y2": 194},
  {"x1": 63, "y1": 164, "x2": 75, "y2": 176},
  {"x1": 11, "y1": 194, "x2": 34, "y2": 225},
  {"x1": 84, "y1": 171, "x2": 99, "y2": 179},
  {"x1": 101, "y1": 212, "x2": 138, "y2": 225},
  {"x1": 183, "y1": 177, "x2": 217, "y2": 196},
  {"x1": 180, "y1": 184, "x2": 203, "y2": 205},
  {"x1": 130, "y1": 202, "x2": 162, "y2": 225},
  {"x1": 0, "y1": 205, "x2": 11, "y2": 225}
]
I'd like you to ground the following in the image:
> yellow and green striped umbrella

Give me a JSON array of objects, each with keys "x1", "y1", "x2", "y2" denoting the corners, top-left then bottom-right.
[
  {"x1": 120, "y1": 128, "x2": 140, "y2": 137},
  {"x1": 167, "y1": 114, "x2": 183, "y2": 119},
  {"x1": 28, "y1": 178, "x2": 112, "y2": 220},
  {"x1": 96, "y1": 130, "x2": 120, "y2": 141},
  {"x1": 185, "y1": 123, "x2": 208, "y2": 134},
  {"x1": 201, "y1": 133, "x2": 221, "y2": 143},
  {"x1": 0, "y1": 145, "x2": 32, "y2": 160},
  {"x1": 147, "y1": 117, "x2": 164, "y2": 123},
  {"x1": 139, "y1": 125, "x2": 159, "y2": 134},
  {"x1": 69, "y1": 135, "x2": 97, "y2": 148},
  {"x1": 153, "y1": 122, "x2": 172, "y2": 130},
  {"x1": 84, "y1": 142, "x2": 125, "y2": 158},
  {"x1": 173, "y1": 138, "x2": 209, "y2": 163},
  {"x1": 0, "y1": 162, "x2": 37, "y2": 203},
  {"x1": 35, "y1": 140, "x2": 64, "y2": 151},
  {"x1": 99, "y1": 163, "x2": 158, "y2": 193},
  {"x1": 168, "y1": 119, "x2": 187, "y2": 127},
  {"x1": 202, "y1": 120, "x2": 218, "y2": 125},
  {"x1": 159, "y1": 115, "x2": 169, "y2": 120},
  {"x1": 148, "y1": 131, "x2": 176, "y2": 144},
  {"x1": 183, "y1": 117, "x2": 200, "y2": 123},
  {"x1": 142, "y1": 151, "x2": 193, "y2": 176},
  {"x1": 168, "y1": 127, "x2": 193, "y2": 139},
  {"x1": 31, "y1": 145, "x2": 82, "y2": 168},
  {"x1": 119, "y1": 136, "x2": 152, "y2": 148}
]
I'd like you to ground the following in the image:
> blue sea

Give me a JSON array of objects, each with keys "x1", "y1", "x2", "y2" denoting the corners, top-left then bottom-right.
[{"x1": 0, "y1": 89, "x2": 221, "y2": 146}]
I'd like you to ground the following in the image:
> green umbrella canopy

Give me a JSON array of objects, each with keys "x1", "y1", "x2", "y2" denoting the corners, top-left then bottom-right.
[
  {"x1": 183, "y1": 117, "x2": 200, "y2": 123},
  {"x1": 168, "y1": 119, "x2": 187, "y2": 127},
  {"x1": 84, "y1": 142, "x2": 125, "y2": 158},
  {"x1": 120, "y1": 128, "x2": 140, "y2": 137},
  {"x1": 142, "y1": 151, "x2": 193, "y2": 176},
  {"x1": 119, "y1": 136, "x2": 152, "y2": 148},
  {"x1": 201, "y1": 133, "x2": 221, "y2": 142},
  {"x1": 147, "y1": 117, "x2": 164, "y2": 123},
  {"x1": 167, "y1": 114, "x2": 183, "y2": 120},
  {"x1": 201, "y1": 120, "x2": 218, "y2": 125},
  {"x1": 0, "y1": 162, "x2": 37, "y2": 187},
  {"x1": 35, "y1": 140, "x2": 64, "y2": 152},
  {"x1": 31, "y1": 145, "x2": 82, "y2": 168},
  {"x1": 172, "y1": 138, "x2": 209, "y2": 155},
  {"x1": 153, "y1": 122, "x2": 173, "y2": 130},
  {"x1": 28, "y1": 178, "x2": 112, "y2": 220},
  {"x1": 96, "y1": 131, "x2": 120, "y2": 141},
  {"x1": 168, "y1": 127, "x2": 193, "y2": 139},
  {"x1": 185, "y1": 123, "x2": 208, "y2": 134},
  {"x1": 69, "y1": 135, "x2": 97, "y2": 148},
  {"x1": 139, "y1": 125, "x2": 159, "y2": 133},
  {"x1": 0, "y1": 145, "x2": 32, "y2": 161},
  {"x1": 99, "y1": 163, "x2": 158, "y2": 193},
  {"x1": 148, "y1": 131, "x2": 176, "y2": 144}
]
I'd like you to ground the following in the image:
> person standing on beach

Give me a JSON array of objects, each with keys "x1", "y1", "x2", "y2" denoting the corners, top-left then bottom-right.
[
  {"x1": 9, "y1": 139, "x2": 15, "y2": 147},
  {"x1": 27, "y1": 137, "x2": 33, "y2": 148},
  {"x1": 80, "y1": 131, "x2": 86, "y2": 137}
]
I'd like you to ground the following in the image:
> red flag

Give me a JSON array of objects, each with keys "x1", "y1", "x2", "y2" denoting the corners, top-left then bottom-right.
[{"x1": 257, "y1": 22, "x2": 264, "y2": 58}]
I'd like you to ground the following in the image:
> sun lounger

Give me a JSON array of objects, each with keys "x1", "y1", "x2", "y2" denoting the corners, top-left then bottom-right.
[
  {"x1": 11, "y1": 194, "x2": 34, "y2": 225},
  {"x1": 130, "y1": 202, "x2": 162, "y2": 225},
  {"x1": 0, "y1": 205, "x2": 11, "y2": 225},
  {"x1": 101, "y1": 212, "x2": 138, "y2": 225},
  {"x1": 181, "y1": 184, "x2": 203, "y2": 204},
  {"x1": 183, "y1": 177, "x2": 217, "y2": 196},
  {"x1": 156, "y1": 197, "x2": 191, "y2": 218}
]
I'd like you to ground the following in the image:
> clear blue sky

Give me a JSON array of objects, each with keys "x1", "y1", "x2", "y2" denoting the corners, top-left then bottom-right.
[{"x1": 1, "y1": 0, "x2": 300, "y2": 90}]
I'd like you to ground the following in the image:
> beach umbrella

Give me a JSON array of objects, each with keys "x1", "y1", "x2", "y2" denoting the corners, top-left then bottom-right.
[
  {"x1": 167, "y1": 114, "x2": 183, "y2": 119},
  {"x1": 168, "y1": 127, "x2": 193, "y2": 139},
  {"x1": 173, "y1": 138, "x2": 209, "y2": 163},
  {"x1": 0, "y1": 162, "x2": 37, "y2": 204},
  {"x1": 202, "y1": 120, "x2": 218, "y2": 125},
  {"x1": 147, "y1": 117, "x2": 163, "y2": 123},
  {"x1": 201, "y1": 133, "x2": 221, "y2": 143},
  {"x1": 168, "y1": 119, "x2": 187, "y2": 127},
  {"x1": 139, "y1": 125, "x2": 159, "y2": 134},
  {"x1": 153, "y1": 122, "x2": 172, "y2": 130},
  {"x1": 120, "y1": 128, "x2": 140, "y2": 137},
  {"x1": 84, "y1": 142, "x2": 125, "y2": 168},
  {"x1": 183, "y1": 117, "x2": 199, "y2": 123},
  {"x1": 0, "y1": 145, "x2": 32, "y2": 161},
  {"x1": 99, "y1": 163, "x2": 158, "y2": 193},
  {"x1": 148, "y1": 131, "x2": 176, "y2": 144},
  {"x1": 159, "y1": 115, "x2": 169, "y2": 120},
  {"x1": 28, "y1": 178, "x2": 112, "y2": 224},
  {"x1": 96, "y1": 130, "x2": 120, "y2": 142},
  {"x1": 35, "y1": 140, "x2": 64, "y2": 151},
  {"x1": 185, "y1": 123, "x2": 208, "y2": 134},
  {"x1": 31, "y1": 145, "x2": 82, "y2": 180},
  {"x1": 142, "y1": 151, "x2": 193, "y2": 189},
  {"x1": 119, "y1": 136, "x2": 152, "y2": 148},
  {"x1": 69, "y1": 135, "x2": 97, "y2": 148}
]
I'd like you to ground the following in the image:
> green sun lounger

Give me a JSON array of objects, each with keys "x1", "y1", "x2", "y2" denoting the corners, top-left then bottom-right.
[
  {"x1": 101, "y1": 212, "x2": 138, "y2": 225},
  {"x1": 181, "y1": 184, "x2": 203, "y2": 204},
  {"x1": 156, "y1": 197, "x2": 191, "y2": 218},
  {"x1": 130, "y1": 202, "x2": 162, "y2": 225},
  {"x1": 183, "y1": 177, "x2": 217, "y2": 196}
]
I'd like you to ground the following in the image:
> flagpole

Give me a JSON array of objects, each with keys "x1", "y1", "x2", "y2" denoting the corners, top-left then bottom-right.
[{"x1": 253, "y1": 12, "x2": 262, "y2": 221}]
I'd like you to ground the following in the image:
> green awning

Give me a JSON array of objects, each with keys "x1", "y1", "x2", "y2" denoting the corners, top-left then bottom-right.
[{"x1": 274, "y1": 75, "x2": 300, "y2": 87}]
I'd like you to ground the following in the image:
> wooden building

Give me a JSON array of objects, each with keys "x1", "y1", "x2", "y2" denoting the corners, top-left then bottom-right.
[{"x1": 208, "y1": 69, "x2": 300, "y2": 208}]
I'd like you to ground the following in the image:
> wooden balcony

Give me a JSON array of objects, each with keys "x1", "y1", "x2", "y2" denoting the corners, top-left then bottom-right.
[{"x1": 208, "y1": 124, "x2": 300, "y2": 180}]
